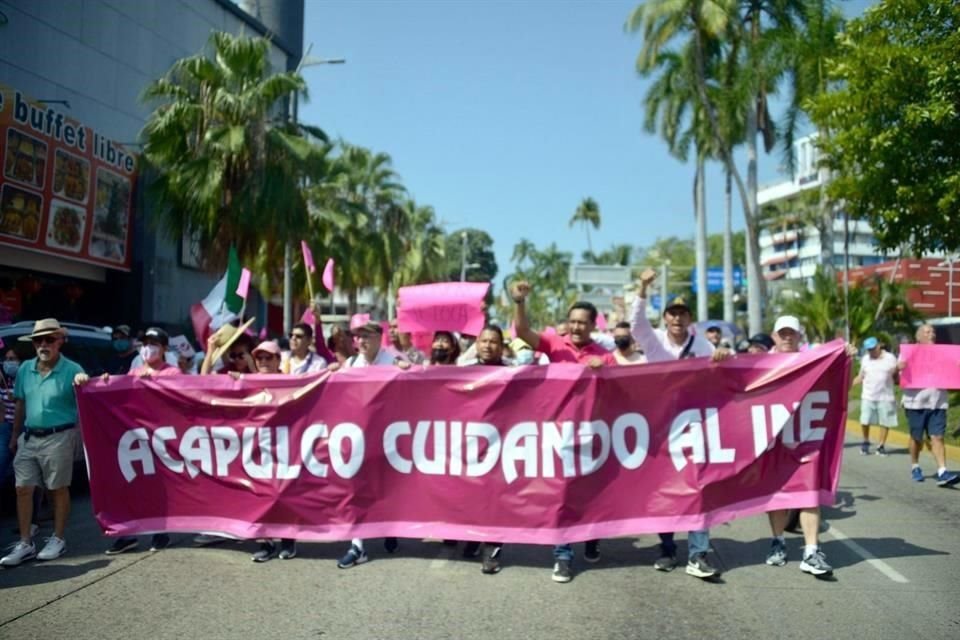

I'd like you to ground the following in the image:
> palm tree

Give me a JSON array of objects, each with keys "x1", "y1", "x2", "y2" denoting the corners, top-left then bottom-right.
[
  {"x1": 511, "y1": 238, "x2": 537, "y2": 269},
  {"x1": 628, "y1": 0, "x2": 804, "y2": 334},
  {"x1": 141, "y1": 32, "x2": 326, "y2": 272},
  {"x1": 568, "y1": 197, "x2": 602, "y2": 257}
]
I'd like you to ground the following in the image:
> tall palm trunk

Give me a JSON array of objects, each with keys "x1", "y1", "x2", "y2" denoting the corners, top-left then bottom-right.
[
  {"x1": 723, "y1": 168, "x2": 734, "y2": 323},
  {"x1": 695, "y1": 155, "x2": 708, "y2": 321}
]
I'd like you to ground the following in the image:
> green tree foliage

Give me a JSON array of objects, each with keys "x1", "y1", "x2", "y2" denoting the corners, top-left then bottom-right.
[
  {"x1": 782, "y1": 268, "x2": 921, "y2": 344},
  {"x1": 568, "y1": 198, "x2": 602, "y2": 256},
  {"x1": 809, "y1": 0, "x2": 960, "y2": 253},
  {"x1": 444, "y1": 228, "x2": 498, "y2": 285},
  {"x1": 140, "y1": 32, "x2": 327, "y2": 273}
]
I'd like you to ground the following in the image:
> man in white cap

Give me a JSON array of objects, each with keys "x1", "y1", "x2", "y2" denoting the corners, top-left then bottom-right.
[
  {"x1": 763, "y1": 315, "x2": 838, "y2": 577},
  {"x1": 852, "y1": 336, "x2": 898, "y2": 456},
  {"x1": 1, "y1": 319, "x2": 87, "y2": 567},
  {"x1": 631, "y1": 269, "x2": 729, "y2": 580}
]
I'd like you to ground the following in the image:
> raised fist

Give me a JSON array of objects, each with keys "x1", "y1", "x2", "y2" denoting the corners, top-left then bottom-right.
[
  {"x1": 639, "y1": 268, "x2": 657, "y2": 287},
  {"x1": 511, "y1": 281, "x2": 531, "y2": 303}
]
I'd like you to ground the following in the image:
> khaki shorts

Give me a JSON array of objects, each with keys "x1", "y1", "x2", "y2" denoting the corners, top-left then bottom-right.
[
  {"x1": 13, "y1": 429, "x2": 79, "y2": 490},
  {"x1": 860, "y1": 400, "x2": 898, "y2": 428}
]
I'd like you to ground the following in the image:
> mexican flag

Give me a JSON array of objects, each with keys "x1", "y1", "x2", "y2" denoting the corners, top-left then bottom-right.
[{"x1": 189, "y1": 247, "x2": 244, "y2": 345}]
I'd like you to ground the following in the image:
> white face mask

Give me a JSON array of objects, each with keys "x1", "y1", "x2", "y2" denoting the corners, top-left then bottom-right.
[
  {"x1": 140, "y1": 344, "x2": 162, "y2": 363},
  {"x1": 515, "y1": 350, "x2": 535, "y2": 365}
]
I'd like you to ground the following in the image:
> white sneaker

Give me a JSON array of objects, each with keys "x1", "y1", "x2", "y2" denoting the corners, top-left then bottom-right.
[
  {"x1": 37, "y1": 536, "x2": 66, "y2": 561},
  {"x1": 1, "y1": 540, "x2": 37, "y2": 566}
]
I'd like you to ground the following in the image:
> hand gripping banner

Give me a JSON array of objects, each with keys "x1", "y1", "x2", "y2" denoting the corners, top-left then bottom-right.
[{"x1": 76, "y1": 342, "x2": 850, "y2": 543}]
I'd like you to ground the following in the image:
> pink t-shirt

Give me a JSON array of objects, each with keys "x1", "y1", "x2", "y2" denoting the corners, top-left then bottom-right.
[
  {"x1": 537, "y1": 332, "x2": 618, "y2": 366},
  {"x1": 129, "y1": 363, "x2": 181, "y2": 377}
]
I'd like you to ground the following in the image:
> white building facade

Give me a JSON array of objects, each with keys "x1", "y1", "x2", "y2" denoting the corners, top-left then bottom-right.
[{"x1": 757, "y1": 134, "x2": 887, "y2": 282}]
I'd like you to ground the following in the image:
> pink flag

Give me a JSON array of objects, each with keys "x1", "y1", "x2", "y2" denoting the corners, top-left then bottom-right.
[
  {"x1": 300, "y1": 307, "x2": 316, "y2": 326},
  {"x1": 236, "y1": 268, "x2": 251, "y2": 299},
  {"x1": 596, "y1": 311, "x2": 608, "y2": 331},
  {"x1": 258, "y1": 326, "x2": 268, "y2": 340},
  {"x1": 301, "y1": 241, "x2": 316, "y2": 274},
  {"x1": 322, "y1": 258, "x2": 335, "y2": 292},
  {"x1": 397, "y1": 282, "x2": 490, "y2": 336}
]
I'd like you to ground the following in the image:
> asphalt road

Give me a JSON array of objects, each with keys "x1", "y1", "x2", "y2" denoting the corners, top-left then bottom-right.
[{"x1": 1, "y1": 434, "x2": 958, "y2": 640}]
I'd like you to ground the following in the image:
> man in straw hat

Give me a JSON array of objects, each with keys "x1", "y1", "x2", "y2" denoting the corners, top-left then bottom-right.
[
  {"x1": 1, "y1": 319, "x2": 88, "y2": 567},
  {"x1": 199, "y1": 318, "x2": 257, "y2": 375}
]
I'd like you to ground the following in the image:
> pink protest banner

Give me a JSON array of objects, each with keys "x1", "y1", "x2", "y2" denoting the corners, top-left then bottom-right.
[
  {"x1": 898, "y1": 344, "x2": 960, "y2": 389},
  {"x1": 322, "y1": 258, "x2": 335, "y2": 292},
  {"x1": 76, "y1": 343, "x2": 850, "y2": 543},
  {"x1": 397, "y1": 282, "x2": 489, "y2": 336},
  {"x1": 300, "y1": 241, "x2": 315, "y2": 273}
]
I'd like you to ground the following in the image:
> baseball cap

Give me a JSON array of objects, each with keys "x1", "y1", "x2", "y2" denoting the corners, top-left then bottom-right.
[
  {"x1": 350, "y1": 321, "x2": 384, "y2": 336},
  {"x1": 143, "y1": 327, "x2": 169, "y2": 346},
  {"x1": 748, "y1": 333, "x2": 775, "y2": 351},
  {"x1": 664, "y1": 296, "x2": 690, "y2": 313},
  {"x1": 773, "y1": 316, "x2": 801, "y2": 334},
  {"x1": 863, "y1": 336, "x2": 878, "y2": 350},
  {"x1": 252, "y1": 340, "x2": 282, "y2": 357}
]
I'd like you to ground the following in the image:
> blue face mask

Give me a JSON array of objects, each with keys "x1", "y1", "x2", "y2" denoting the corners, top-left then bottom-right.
[
  {"x1": 113, "y1": 339, "x2": 131, "y2": 352},
  {"x1": 3, "y1": 361, "x2": 19, "y2": 377}
]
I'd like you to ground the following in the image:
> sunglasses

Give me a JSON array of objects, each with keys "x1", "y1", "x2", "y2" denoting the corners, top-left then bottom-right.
[
  {"x1": 254, "y1": 354, "x2": 278, "y2": 362},
  {"x1": 228, "y1": 351, "x2": 248, "y2": 360},
  {"x1": 32, "y1": 336, "x2": 60, "y2": 345},
  {"x1": 289, "y1": 332, "x2": 307, "y2": 339}
]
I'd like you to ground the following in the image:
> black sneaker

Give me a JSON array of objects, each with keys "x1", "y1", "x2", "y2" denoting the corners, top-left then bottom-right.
[
  {"x1": 654, "y1": 553, "x2": 677, "y2": 572},
  {"x1": 685, "y1": 553, "x2": 720, "y2": 579},
  {"x1": 384, "y1": 537, "x2": 399, "y2": 553},
  {"x1": 584, "y1": 540, "x2": 600, "y2": 563},
  {"x1": 462, "y1": 541, "x2": 481, "y2": 558},
  {"x1": 481, "y1": 545, "x2": 502, "y2": 574},
  {"x1": 552, "y1": 559, "x2": 573, "y2": 583},
  {"x1": 105, "y1": 537, "x2": 138, "y2": 555},
  {"x1": 252, "y1": 541, "x2": 277, "y2": 563},
  {"x1": 279, "y1": 539, "x2": 297, "y2": 560},
  {"x1": 150, "y1": 534, "x2": 170, "y2": 551}
]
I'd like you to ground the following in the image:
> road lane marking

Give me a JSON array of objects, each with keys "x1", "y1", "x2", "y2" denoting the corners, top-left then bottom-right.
[{"x1": 825, "y1": 525, "x2": 909, "y2": 583}]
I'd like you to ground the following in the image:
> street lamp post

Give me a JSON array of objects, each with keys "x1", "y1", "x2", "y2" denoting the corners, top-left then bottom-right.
[
  {"x1": 460, "y1": 231, "x2": 468, "y2": 282},
  {"x1": 282, "y1": 45, "x2": 345, "y2": 334}
]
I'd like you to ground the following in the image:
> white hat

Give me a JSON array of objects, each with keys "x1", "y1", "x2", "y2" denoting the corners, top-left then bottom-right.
[{"x1": 773, "y1": 315, "x2": 801, "y2": 334}]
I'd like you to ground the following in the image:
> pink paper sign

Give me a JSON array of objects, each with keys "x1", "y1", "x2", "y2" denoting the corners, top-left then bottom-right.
[
  {"x1": 397, "y1": 282, "x2": 489, "y2": 336},
  {"x1": 75, "y1": 343, "x2": 849, "y2": 543},
  {"x1": 898, "y1": 344, "x2": 960, "y2": 389},
  {"x1": 236, "y1": 268, "x2": 251, "y2": 299}
]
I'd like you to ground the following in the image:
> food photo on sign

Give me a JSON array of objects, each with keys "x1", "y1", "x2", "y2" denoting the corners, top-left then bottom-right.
[{"x1": 88, "y1": 166, "x2": 131, "y2": 262}]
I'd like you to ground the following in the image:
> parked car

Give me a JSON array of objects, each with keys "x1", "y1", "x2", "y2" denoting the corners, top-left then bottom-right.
[{"x1": 1, "y1": 321, "x2": 114, "y2": 376}]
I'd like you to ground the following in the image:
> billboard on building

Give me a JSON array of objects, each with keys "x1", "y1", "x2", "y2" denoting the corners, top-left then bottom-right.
[{"x1": 0, "y1": 85, "x2": 137, "y2": 271}]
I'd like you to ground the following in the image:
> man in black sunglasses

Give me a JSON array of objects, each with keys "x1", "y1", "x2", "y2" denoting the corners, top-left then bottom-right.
[{"x1": 1, "y1": 319, "x2": 86, "y2": 567}]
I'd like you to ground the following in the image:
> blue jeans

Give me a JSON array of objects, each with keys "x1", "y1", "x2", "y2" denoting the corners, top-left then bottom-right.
[
  {"x1": 0, "y1": 422, "x2": 12, "y2": 485},
  {"x1": 659, "y1": 530, "x2": 710, "y2": 560},
  {"x1": 553, "y1": 544, "x2": 574, "y2": 562}
]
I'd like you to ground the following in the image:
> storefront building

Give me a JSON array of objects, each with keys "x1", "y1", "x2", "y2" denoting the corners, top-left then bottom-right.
[{"x1": 0, "y1": 0, "x2": 303, "y2": 334}]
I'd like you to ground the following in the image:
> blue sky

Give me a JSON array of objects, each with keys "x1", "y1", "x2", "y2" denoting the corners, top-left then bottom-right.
[{"x1": 299, "y1": 0, "x2": 875, "y2": 280}]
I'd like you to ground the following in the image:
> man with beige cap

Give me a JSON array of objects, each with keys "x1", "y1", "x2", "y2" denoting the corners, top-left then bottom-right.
[{"x1": 1, "y1": 319, "x2": 88, "y2": 567}]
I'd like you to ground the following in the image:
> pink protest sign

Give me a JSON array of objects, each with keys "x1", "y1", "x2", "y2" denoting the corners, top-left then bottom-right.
[
  {"x1": 898, "y1": 344, "x2": 960, "y2": 389},
  {"x1": 397, "y1": 282, "x2": 489, "y2": 336},
  {"x1": 349, "y1": 313, "x2": 371, "y2": 330},
  {"x1": 76, "y1": 343, "x2": 849, "y2": 543},
  {"x1": 596, "y1": 311, "x2": 608, "y2": 331}
]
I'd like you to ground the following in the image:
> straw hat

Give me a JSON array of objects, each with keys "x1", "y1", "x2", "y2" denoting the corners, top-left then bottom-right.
[
  {"x1": 18, "y1": 318, "x2": 67, "y2": 342},
  {"x1": 209, "y1": 318, "x2": 256, "y2": 364}
]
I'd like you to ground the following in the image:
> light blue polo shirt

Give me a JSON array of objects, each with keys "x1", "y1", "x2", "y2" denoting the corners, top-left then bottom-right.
[{"x1": 13, "y1": 355, "x2": 85, "y2": 429}]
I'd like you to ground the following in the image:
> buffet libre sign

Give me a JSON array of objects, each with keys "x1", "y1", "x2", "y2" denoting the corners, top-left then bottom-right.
[{"x1": 0, "y1": 84, "x2": 138, "y2": 270}]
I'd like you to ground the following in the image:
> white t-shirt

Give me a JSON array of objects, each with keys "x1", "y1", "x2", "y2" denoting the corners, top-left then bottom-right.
[
  {"x1": 345, "y1": 348, "x2": 396, "y2": 368},
  {"x1": 859, "y1": 351, "x2": 898, "y2": 402},
  {"x1": 614, "y1": 350, "x2": 647, "y2": 366},
  {"x1": 282, "y1": 350, "x2": 328, "y2": 375},
  {"x1": 629, "y1": 297, "x2": 715, "y2": 363}
]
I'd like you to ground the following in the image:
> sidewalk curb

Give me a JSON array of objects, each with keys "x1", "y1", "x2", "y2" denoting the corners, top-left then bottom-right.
[{"x1": 845, "y1": 419, "x2": 960, "y2": 463}]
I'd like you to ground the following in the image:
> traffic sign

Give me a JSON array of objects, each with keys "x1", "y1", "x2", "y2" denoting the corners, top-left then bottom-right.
[{"x1": 691, "y1": 267, "x2": 744, "y2": 293}]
